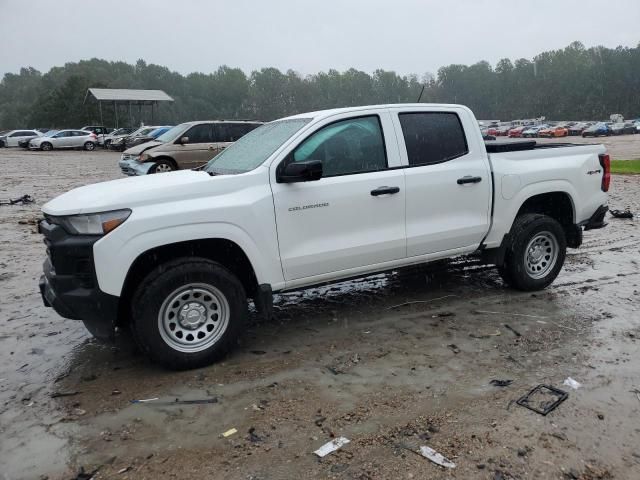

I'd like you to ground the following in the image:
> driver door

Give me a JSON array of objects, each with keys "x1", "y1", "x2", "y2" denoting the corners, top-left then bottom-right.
[{"x1": 270, "y1": 111, "x2": 406, "y2": 283}]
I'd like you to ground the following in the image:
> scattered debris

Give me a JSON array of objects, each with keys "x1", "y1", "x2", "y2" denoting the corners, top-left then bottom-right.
[
  {"x1": 517, "y1": 384, "x2": 568, "y2": 415},
  {"x1": 630, "y1": 387, "x2": 640, "y2": 403},
  {"x1": 563, "y1": 377, "x2": 582, "y2": 390},
  {"x1": 250, "y1": 350, "x2": 267, "y2": 355},
  {"x1": 72, "y1": 467, "x2": 100, "y2": 480},
  {"x1": 474, "y1": 310, "x2": 548, "y2": 319},
  {"x1": 0, "y1": 194, "x2": 35, "y2": 206},
  {"x1": 597, "y1": 413, "x2": 605, "y2": 420},
  {"x1": 72, "y1": 408, "x2": 87, "y2": 416},
  {"x1": 247, "y1": 427, "x2": 263, "y2": 443},
  {"x1": 111, "y1": 389, "x2": 121, "y2": 396},
  {"x1": 50, "y1": 391, "x2": 80, "y2": 398},
  {"x1": 503, "y1": 324, "x2": 522, "y2": 337},
  {"x1": 222, "y1": 428, "x2": 237, "y2": 437},
  {"x1": 386, "y1": 295, "x2": 457, "y2": 310},
  {"x1": 447, "y1": 344, "x2": 460, "y2": 354},
  {"x1": 469, "y1": 330, "x2": 501, "y2": 339},
  {"x1": 131, "y1": 397, "x2": 217, "y2": 406},
  {"x1": 117, "y1": 466, "x2": 132, "y2": 474},
  {"x1": 490, "y1": 379, "x2": 513, "y2": 387},
  {"x1": 419, "y1": 446, "x2": 456, "y2": 468},
  {"x1": 609, "y1": 208, "x2": 633, "y2": 219},
  {"x1": 314, "y1": 437, "x2": 350, "y2": 457}
]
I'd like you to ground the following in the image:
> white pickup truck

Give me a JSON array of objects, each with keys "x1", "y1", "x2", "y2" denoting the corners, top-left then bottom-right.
[{"x1": 39, "y1": 104, "x2": 610, "y2": 369}]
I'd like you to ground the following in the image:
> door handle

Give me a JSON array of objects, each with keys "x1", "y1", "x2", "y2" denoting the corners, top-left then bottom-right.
[
  {"x1": 371, "y1": 186, "x2": 400, "y2": 196},
  {"x1": 457, "y1": 176, "x2": 482, "y2": 185}
]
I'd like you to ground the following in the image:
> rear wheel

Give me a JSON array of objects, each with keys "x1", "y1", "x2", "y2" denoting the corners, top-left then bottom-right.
[
  {"x1": 41, "y1": 142, "x2": 52, "y2": 151},
  {"x1": 130, "y1": 258, "x2": 247, "y2": 369},
  {"x1": 498, "y1": 214, "x2": 566, "y2": 291},
  {"x1": 84, "y1": 141, "x2": 96, "y2": 151}
]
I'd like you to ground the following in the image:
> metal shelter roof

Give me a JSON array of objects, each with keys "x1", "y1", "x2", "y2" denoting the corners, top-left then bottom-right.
[{"x1": 86, "y1": 88, "x2": 174, "y2": 103}]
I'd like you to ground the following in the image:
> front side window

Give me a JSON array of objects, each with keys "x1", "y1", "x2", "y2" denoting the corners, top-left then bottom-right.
[
  {"x1": 290, "y1": 116, "x2": 387, "y2": 177},
  {"x1": 399, "y1": 112, "x2": 468, "y2": 166},
  {"x1": 184, "y1": 124, "x2": 212, "y2": 143}
]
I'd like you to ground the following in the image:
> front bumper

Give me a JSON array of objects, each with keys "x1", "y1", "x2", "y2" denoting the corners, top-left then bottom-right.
[
  {"x1": 119, "y1": 158, "x2": 154, "y2": 176},
  {"x1": 38, "y1": 219, "x2": 119, "y2": 338}
]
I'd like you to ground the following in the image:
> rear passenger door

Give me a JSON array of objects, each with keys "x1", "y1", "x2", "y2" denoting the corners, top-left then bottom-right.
[{"x1": 391, "y1": 108, "x2": 492, "y2": 257}]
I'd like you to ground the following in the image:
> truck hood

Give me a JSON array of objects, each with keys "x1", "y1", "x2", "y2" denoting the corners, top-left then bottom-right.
[
  {"x1": 123, "y1": 140, "x2": 164, "y2": 155},
  {"x1": 43, "y1": 169, "x2": 216, "y2": 216}
]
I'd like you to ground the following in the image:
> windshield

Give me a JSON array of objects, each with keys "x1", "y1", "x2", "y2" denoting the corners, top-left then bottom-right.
[
  {"x1": 155, "y1": 123, "x2": 190, "y2": 143},
  {"x1": 149, "y1": 127, "x2": 171, "y2": 138},
  {"x1": 205, "y1": 118, "x2": 311, "y2": 175}
]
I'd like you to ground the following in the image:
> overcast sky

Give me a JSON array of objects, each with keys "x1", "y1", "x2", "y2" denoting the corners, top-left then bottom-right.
[{"x1": 1, "y1": 0, "x2": 638, "y2": 78}]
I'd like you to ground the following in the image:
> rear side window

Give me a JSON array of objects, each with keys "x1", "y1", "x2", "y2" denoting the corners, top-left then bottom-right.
[{"x1": 399, "y1": 112, "x2": 468, "y2": 166}]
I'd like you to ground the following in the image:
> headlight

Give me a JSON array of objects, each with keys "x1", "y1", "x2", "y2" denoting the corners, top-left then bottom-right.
[
  {"x1": 139, "y1": 153, "x2": 150, "y2": 162},
  {"x1": 48, "y1": 209, "x2": 131, "y2": 235}
]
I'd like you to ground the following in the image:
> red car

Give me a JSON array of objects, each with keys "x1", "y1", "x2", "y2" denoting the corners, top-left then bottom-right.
[{"x1": 508, "y1": 126, "x2": 527, "y2": 138}]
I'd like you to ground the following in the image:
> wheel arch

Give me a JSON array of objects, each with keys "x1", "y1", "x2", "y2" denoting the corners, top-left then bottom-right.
[
  {"x1": 146, "y1": 155, "x2": 178, "y2": 170},
  {"x1": 117, "y1": 238, "x2": 260, "y2": 327}
]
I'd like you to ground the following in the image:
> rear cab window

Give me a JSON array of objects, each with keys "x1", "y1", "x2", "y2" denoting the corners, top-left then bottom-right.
[{"x1": 397, "y1": 112, "x2": 469, "y2": 166}]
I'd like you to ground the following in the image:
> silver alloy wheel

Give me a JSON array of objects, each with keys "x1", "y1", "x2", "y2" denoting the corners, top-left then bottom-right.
[
  {"x1": 158, "y1": 283, "x2": 230, "y2": 353},
  {"x1": 524, "y1": 231, "x2": 559, "y2": 279},
  {"x1": 85, "y1": 142, "x2": 95, "y2": 151},
  {"x1": 154, "y1": 162, "x2": 173, "y2": 173}
]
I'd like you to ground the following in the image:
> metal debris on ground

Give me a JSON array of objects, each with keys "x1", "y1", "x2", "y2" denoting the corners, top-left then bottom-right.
[
  {"x1": 490, "y1": 379, "x2": 513, "y2": 387},
  {"x1": 503, "y1": 324, "x2": 522, "y2": 337},
  {"x1": 516, "y1": 384, "x2": 568, "y2": 415},
  {"x1": 447, "y1": 344, "x2": 460, "y2": 354},
  {"x1": 419, "y1": 446, "x2": 456, "y2": 468},
  {"x1": 469, "y1": 330, "x2": 501, "y2": 339},
  {"x1": 474, "y1": 310, "x2": 548, "y2": 319},
  {"x1": 314, "y1": 437, "x2": 350, "y2": 457},
  {"x1": 609, "y1": 208, "x2": 633, "y2": 219},
  {"x1": 563, "y1": 377, "x2": 582, "y2": 390},
  {"x1": 222, "y1": 428, "x2": 237, "y2": 437},
  {"x1": 386, "y1": 294, "x2": 458, "y2": 310},
  {"x1": 630, "y1": 387, "x2": 640, "y2": 402},
  {"x1": 130, "y1": 397, "x2": 159, "y2": 404},
  {"x1": 50, "y1": 391, "x2": 80, "y2": 398},
  {"x1": 0, "y1": 194, "x2": 35, "y2": 206}
]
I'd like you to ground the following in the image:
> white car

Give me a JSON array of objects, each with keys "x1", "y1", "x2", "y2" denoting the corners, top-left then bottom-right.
[
  {"x1": 0, "y1": 129, "x2": 42, "y2": 147},
  {"x1": 39, "y1": 103, "x2": 609, "y2": 369},
  {"x1": 29, "y1": 129, "x2": 98, "y2": 151}
]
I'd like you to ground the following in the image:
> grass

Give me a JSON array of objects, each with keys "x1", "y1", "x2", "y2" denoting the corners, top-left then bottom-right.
[{"x1": 610, "y1": 159, "x2": 640, "y2": 174}]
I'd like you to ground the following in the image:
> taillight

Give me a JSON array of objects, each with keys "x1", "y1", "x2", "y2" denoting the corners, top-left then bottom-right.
[{"x1": 599, "y1": 153, "x2": 610, "y2": 192}]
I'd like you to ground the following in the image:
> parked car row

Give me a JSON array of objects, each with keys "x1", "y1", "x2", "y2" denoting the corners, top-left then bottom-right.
[
  {"x1": 481, "y1": 119, "x2": 640, "y2": 139},
  {"x1": 119, "y1": 120, "x2": 263, "y2": 175}
]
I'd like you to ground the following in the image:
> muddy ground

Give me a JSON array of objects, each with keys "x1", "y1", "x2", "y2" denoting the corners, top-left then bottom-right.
[{"x1": 0, "y1": 147, "x2": 639, "y2": 480}]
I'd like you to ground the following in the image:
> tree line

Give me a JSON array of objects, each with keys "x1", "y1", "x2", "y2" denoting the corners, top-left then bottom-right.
[{"x1": 1, "y1": 41, "x2": 639, "y2": 130}]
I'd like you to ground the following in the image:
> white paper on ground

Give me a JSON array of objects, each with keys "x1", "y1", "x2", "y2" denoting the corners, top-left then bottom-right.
[
  {"x1": 563, "y1": 377, "x2": 582, "y2": 390},
  {"x1": 314, "y1": 437, "x2": 350, "y2": 457},
  {"x1": 419, "y1": 446, "x2": 456, "y2": 468}
]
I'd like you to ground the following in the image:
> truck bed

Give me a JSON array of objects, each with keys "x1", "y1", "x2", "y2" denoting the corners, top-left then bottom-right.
[{"x1": 484, "y1": 140, "x2": 582, "y2": 153}]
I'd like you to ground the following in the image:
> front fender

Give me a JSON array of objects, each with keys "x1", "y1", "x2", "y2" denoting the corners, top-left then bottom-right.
[{"x1": 93, "y1": 222, "x2": 277, "y2": 297}]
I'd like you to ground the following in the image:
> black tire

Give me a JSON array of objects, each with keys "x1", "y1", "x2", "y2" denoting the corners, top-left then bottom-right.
[
  {"x1": 130, "y1": 257, "x2": 247, "y2": 369},
  {"x1": 0, "y1": 140, "x2": 5, "y2": 147},
  {"x1": 84, "y1": 141, "x2": 96, "y2": 151},
  {"x1": 498, "y1": 214, "x2": 566, "y2": 291},
  {"x1": 149, "y1": 158, "x2": 176, "y2": 173},
  {"x1": 41, "y1": 142, "x2": 52, "y2": 151}
]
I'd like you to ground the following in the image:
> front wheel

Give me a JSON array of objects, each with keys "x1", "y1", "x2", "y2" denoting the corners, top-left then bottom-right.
[
  {"x1": 149, "y1": 159, "x2": 175, "y2": 173},
  {"x1": 41, "y1": 142, "x2": 52, "y2": 151},
  {"x1": 498, "y1": 214, "x2": 566, "y2": 291},
  {"x1": 130, "y1": 257, "x2": 247, "y2": 369}
]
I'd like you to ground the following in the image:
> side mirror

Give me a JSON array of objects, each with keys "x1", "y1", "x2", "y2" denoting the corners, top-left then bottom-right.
[
  {"x1": 179, "y1": 136, "x2": 189, "y2": 144},
  {"x1": 278, "y1": 160, "x2": 323, "y2": 183}
]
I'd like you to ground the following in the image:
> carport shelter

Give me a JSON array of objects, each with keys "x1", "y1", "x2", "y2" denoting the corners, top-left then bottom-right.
[{"x1": 84, "y1": 88, "x2": 174, "y2": 127}]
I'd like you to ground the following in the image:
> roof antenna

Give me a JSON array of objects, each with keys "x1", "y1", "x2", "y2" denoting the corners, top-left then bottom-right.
[{"x1": 416, "y1": 84, "x2": 426, "y2": 103}]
